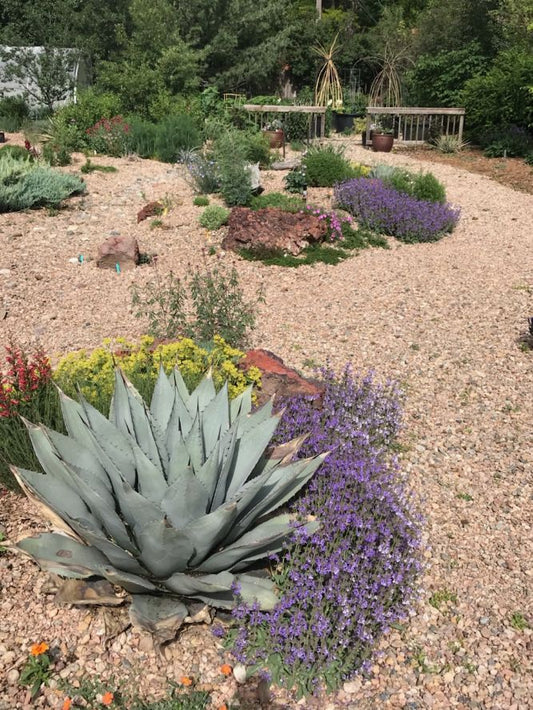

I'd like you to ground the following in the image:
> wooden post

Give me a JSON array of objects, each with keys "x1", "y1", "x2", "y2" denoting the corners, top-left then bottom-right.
[{"x1": 458, "y1": 113, "x2": 464, "y2": 144}]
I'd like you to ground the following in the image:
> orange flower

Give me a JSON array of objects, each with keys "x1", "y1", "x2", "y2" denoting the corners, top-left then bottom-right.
[
  {"x1": 101, "y1": 691, "x2": 114, "y2": 706},
  {"x1": 218, "y1": 705, "x2": 228, "y2": 710},
  {"x1": 62, "y1": 699, "x2": 72, "y2": 710},
  {"x1": 219, "y1": 664, "x2": 233, "y2": 676},
  {"x1": 179, "y1": 676, "x2": 193, "y2": 687},
  {"x1": 30, "y1": 642, "x2": 49, "y2": 656}
]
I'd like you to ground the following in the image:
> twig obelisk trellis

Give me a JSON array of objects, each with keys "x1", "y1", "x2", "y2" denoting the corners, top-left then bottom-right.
[{"x1": 313, "y1": 34, "x2": 343, "y2": 108}]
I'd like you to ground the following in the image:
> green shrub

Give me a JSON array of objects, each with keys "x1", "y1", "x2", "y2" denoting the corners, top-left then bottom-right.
[
  {"x1": 153, "y1": 114, "x2": 201, "y2": 163},
  {"x1": 127, "y1": 117, "x2": 158, "y2": 158},
  {"x1": 52, "y1": 89, "x2": 124, "y2": 135},
  {"x1": 303, "y1": 144, "x2": 357, "y2": 187},
  {"x1": 249, "y1": 192, "x2": 304, "y2": 212},
  {"x1": 0, "y1": 95, "x2": 30, "y2": 131},
  {"x1": 193, "y1": 195, "x2": 210, "y2": 206},
  {"x1": 214, "y1": 131, "x2": 253, "y2": 207},
  {"x1": 198, "y1": 204, "x2": 230, "y2": 230},
  {"x1": 54, "y1": 334, "x2": 261, "y2": 415},
  {"x1": 284, "y1": 166, "x2": 307, "y2": 194},
  {"x1": 241, "y1": 130, "x2": 272, "y2": 167},
  {"x1": 0, "y1": 155, "x2": 85, "y2": 212},
  {"x1": 481, "y1": 126, "x2": 533, "y2": 158},
  {"x1": 0, "y1": 144, "x2": 34, "y2": 162},
  {"x1": 412, "y1": 172, "x2": 447, "y2": 203},
  {"x1": 41, "y1": 142, "x2": 72, "y2": 166},
  {"x1": 131, "y1": 264, "x2": 262, "y2": 349},
  {"x1": 370, "y1": 164, "x2": 447, "y2": 204}
]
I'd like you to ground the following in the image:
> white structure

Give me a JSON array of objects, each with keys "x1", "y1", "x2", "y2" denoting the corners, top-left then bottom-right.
[{"x1": 0, "y1": 46, "x2": 91, "y2": 109}]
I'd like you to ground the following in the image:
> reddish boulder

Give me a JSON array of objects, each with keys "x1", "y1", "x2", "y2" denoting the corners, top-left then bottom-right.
[
  {"x1": 241, "y1": 349, "x2": 324, "y2": 407},
  {"x1": 222, "y1": 207, "x2": 328, "y2": 256},
  {"x1": 137, "y1": 201, "x2": 163, "y2": 223},
  {"x1": 97, "y1": 235, "x2": 140, "y2": 270}
]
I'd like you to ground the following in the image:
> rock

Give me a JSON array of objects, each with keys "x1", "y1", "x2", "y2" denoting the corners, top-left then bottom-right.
[
  {"x1": 222, "y1": 207, "x2": 327, "y2": 256},
  {"x1": 97, "y1": 235, "x2": 140, "y2": 270},
  {"x1": 233, "y1": 663, "x2": 247, "y2": 684},
  {"x1": 137, "y1": 201, "x2": 163, "y2": 223},
  {"x1": 271, "y1": 158, "x2": 301, "y2": 170},
  {"x1": 240, "y1": 349, "x2": 324, "y2": 407},
  {"x1": 6, "y1": 668, "x2": 19, "y2": 684}
]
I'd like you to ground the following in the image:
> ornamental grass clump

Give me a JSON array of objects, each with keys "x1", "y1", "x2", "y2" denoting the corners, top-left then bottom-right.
[
  {"x1": 334, "y1": 178, "x2": 460, "y2": 243},
  {"x1": 232, "y1": 368, "x2": 424, "y2": 696}
]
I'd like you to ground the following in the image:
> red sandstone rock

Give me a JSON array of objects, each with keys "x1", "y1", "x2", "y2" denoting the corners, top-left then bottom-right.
[
  {"x1": 241, "y1": 349, "x2": 324, "y2": 407},
  {"x1": 137, "y1": 201, "x2": 163, "y2": 223},
  {"x1": 97, "y1": 235, "x2": 140, "y2": 270},
  {"x1": 222, "y1": 207, "x2": 328, "y2": 256}
]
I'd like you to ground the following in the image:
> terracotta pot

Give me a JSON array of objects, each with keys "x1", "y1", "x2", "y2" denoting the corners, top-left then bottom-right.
[
  {"x1": 372, "y1": 133, "x2": 394, "y2": 152},
  {"x1": 263, "y1": 129, "x2": 284, "y2": 149}
]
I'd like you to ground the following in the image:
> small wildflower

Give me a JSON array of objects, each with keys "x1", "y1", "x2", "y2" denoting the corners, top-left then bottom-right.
[
  {"x1": 179, "y1": 676, "x2": 193, "y2": 686},
  {"x1": 101, "y1": 691, "x2": 114, "y2": 706},
  {"x1": 220, "y1": 663, "x2": 233, "y2": 676},
  {"x1": 30, "y1": 642, "x2": 49, "y2": 656},
  {"x1": 62, "y1": 699, "x2": 72, "y2": 710}
]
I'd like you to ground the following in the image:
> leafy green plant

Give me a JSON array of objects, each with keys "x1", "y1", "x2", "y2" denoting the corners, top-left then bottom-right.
[
  {"x1": 303, "y1": 144, "x2": 357, "y2": 187},
  {"x1": 0, "y1": 144, "x2": 34, "y2": 162},
  {"x1": 214, "y1": 130, "x2": 252, "y2": 207},
  {"x1": 0, "y1": 159, "x2": 85, "y2": 212},
  {"x1": 131, "y1": 263, "x2": 262, "y2": 348},
  {"x1": 198, "y1": 204, "x2": 230, "y2": 230},
  {"x1": 14, "y1": 366, "x2": 324, "y2": 634},
  {"x1": 193, "y1": 195, "x2": 209, "y2": 206},
  {"x1": 19, "y1": 642, "x2": 53, "y2": 700},
  {"x1": 284, "y1": 166, "x2": 307, "y2": 194},
  {"x1": 0, "y1": 95, "x2": 30, "y2": 130},
  {"x1": 433, "y1": 134, "x2": 469, "y2": 153},
  {"x1": 509, "y1": 612, "x2": 529, "y2": 631},
  {"x1": 369, "y1": 164, "x2": 447, "y2": 204},
  {"x1": 153, "y1": 114, "x2": 201, "y2": 163},
  {"x1": 429, "y1": 588, "x2": 457, "y2": 610},
  {"x1": 41, "y1": 142, "x2": 72, "y2": 166}
]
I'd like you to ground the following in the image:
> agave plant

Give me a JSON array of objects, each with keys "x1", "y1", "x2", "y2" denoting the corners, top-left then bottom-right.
[{"x1": 13, "y1": 367, "x2": 324, "y2": 636}]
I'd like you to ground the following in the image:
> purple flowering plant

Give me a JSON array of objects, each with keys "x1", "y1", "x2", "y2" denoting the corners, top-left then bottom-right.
[
  {"x1": 334, "y1": 177, "x2": 460, "y2": 243},
  {"x1": 231, "y1": 367, "x2": 424, "y2": 696},
  {"x1": 300, "y1": 205, "x2": 356, "y2": 242},
  {"x1": 184, "y1": 151, "x2": 221, "y2": 194}
]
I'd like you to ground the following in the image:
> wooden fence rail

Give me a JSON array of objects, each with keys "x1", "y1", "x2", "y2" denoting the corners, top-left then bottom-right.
[{"x1": 365, "y1": 107, "x2": 465, "y2": 145}]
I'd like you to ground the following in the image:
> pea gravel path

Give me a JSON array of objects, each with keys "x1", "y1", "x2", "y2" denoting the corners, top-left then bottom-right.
[{"x1": 0, "y1": 137, "x2": 531, "y2": 709}]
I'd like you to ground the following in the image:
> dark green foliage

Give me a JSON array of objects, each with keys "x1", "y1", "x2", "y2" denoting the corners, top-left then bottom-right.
[
  {"x1": 41, "y1": 142, "x2": 72, "y2": 166},
  {"x1": 303, "y1": 145, "x2": 357, "y2": 187},
  {"x1": 127, "y1": 118, "x2": 158, "y2": 158},
  {"x1": 81, "y1": 158, "x2": 118, "y2": 173},
  {"x1": 51, "y1": 89, "x2": 124, "y2": 138},
  {"x1": 0, "y1": 144, "x2": 34, "y2": 162},
  {"x1": 153, "y1": 114, "x2": 202, "y2": 163},
  {"x1": 407, "y1": 43, "x2": 486, "y2": 107},
  {"x1": 249, "y1": 192, "x2": 305, "y2": 212},
  {"x1": 0, "y1": 95, "x2": 30, "y2": 130},
  {"x1": 214, "y1": 131, "x2": 253, "y2": 207},
  {"x1": 241, "y1": 130, "x2": 272, "y2": 168},
  {"x1": 462, "y1": 49, "x2": 533, "y2": 141},
  {"x1": 373, "y1": 165, "x2": 447, "y2": 204},
  {"x1": 480, "y1": 125, "x2": 533, "y2": 158}
]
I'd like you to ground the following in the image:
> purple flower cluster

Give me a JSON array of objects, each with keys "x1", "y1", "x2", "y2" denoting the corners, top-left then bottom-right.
[
  {"x1": 185, "y1": 153, "x2": 221, "y2": 194},
  {"x1": 334, "y1": 177, "x2": 460, "y2": 243},
  {"x1": 232, "y1": 368, "x2": 424, "y2": 694},
  {"x1": 300, "y1": 205, "x2": 355, "y2": 242}
]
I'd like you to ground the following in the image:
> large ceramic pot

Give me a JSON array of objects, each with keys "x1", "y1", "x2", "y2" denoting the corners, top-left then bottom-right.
[
  {"x1": 263, "y1": 129, "x2": 284, "y2": 149},
  {"x1": 372, "y1": 132, "x2": 394, "y2": 152}
]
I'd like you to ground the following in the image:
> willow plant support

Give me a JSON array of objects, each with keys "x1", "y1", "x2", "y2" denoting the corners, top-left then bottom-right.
[{"x1": 313, "y1": 34, "x2": 343, "y2": 108}]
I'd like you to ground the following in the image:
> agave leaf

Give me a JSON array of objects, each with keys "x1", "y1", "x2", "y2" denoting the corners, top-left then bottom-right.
[
  {"x1": 131, "y1": 445, "x2": 167, "y2": 505},
  {"x1": 209, "y1": 421, "x2": 240, "y2": 510},
  {"x1": 163, "y1": 570, "x2": 235, "y2": 595},
  {"x1": 229, "y1": 385, "x2": 253, "y2": 422},
  {"x1": 129, "y1": 594, "x2": 188, "y2": 646},
  {"x1": 183, "y1": 503, "x2": 240, "y2": 567},
  {"x1": 136, "y1": 519, "x2": 196, "y2": 577},
  {"x1": 114, "y1": 479, "x2": 164, "y2": 532},
  {"x1": 235, "y1": 573, "x2": 278, "y2": 610},
  {"x1": 224, "y1": 412, "x2": 282, "y2": 499},
  {"x1": 201, "y1": 381, "x2": 230, "y2": 456},
  {"x1": 196, "y1": 514, "x2": 297, "y2": 573},
  {"x1": 184, "y1": 412, "x2": 204, "y2": 474},
  {"x1": 166, "y1": 435, "x2": 190, "y2": 484},
  {"x1": 97, "y1": 564, "x2": 158, "y2": 593},
  {"x1": 166, "y1": 388, "x2": 194, "y2": 445},
  {"x1": 161, "y1": 468, "x2": 209, "y2": 528},
  {"x1": 55, "y1": 579, "x2": 123, "y2": 606},
  {"x1": 236, "y1": 398, "x2": 275, "y2": 437},
  {"x1": 123, "y1": 373, "x2": 165, "y2": 471},
  {"x1": 170, "y1": 367, "x2": 190, "y2": 403},
  {"x1": 110, "y1": 368, "x2": 135, "y2": 437},
  {"x1": 195, "y1": 440, "x2": 222, "y2": 507},
  {"x1": 269, "y1": 434, "x2": 309, "y2": 464},
  {"x1": 16, "y1": 532, "x2": 108, "y2": 578},
  {"x1": 186, "y1": 369, "x2": 216, "y2": 416},
  {"x1": 68, "y1": 518, "x2": 144, "y2": 575},
  {"x1": 150, "y1": 365, "x2": 175, "y2": 430}
]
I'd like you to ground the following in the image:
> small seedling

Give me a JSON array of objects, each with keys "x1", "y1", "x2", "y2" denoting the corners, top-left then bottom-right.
[
  {"x1": 510, "y1": 612, "x2": 528, "y2": 630},
  {"x1": 150, "y1": 219, "x2": 164, "y2": 229},
  {"x1": 456, "y1": 492, "x2": 473, "y2": 501},
  {"x1": 429, "y1": 588, "x2": 457, "y2": 610}
]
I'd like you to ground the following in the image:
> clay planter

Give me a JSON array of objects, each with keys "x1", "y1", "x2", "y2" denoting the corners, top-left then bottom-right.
[
  {"x1": 263, "y1": 129, "x2": 284, "y2": 149},
  {"x1": 372, "y1": 132, "x2": 394, "y2": 152}
]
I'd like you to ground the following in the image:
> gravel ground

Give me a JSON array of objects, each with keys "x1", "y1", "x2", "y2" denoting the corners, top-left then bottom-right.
[{"x1": 0, "y1": 136, "x2": 532, "y2": 709}]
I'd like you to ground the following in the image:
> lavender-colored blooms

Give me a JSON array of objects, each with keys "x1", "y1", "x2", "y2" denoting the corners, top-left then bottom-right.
[
  {"x1": 334, "y1": 177, "x2": 460, "y2": 243},
  {"x1": 232, "y1": 368, "x2": 424, "y2": 693}
]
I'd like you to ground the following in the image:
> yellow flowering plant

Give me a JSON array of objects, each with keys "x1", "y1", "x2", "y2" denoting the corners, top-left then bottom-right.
[{"x1": 54, "y1": 335, "x2": 261, "y2": 414}]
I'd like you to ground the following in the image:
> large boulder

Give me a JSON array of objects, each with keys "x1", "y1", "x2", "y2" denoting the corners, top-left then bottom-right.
[
  {"x1": 222, "y1": 207, "x2": 327, "y2": 256},
  {"x1": 97, "y1": 235, "x2": 140, "y2": 270}
]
